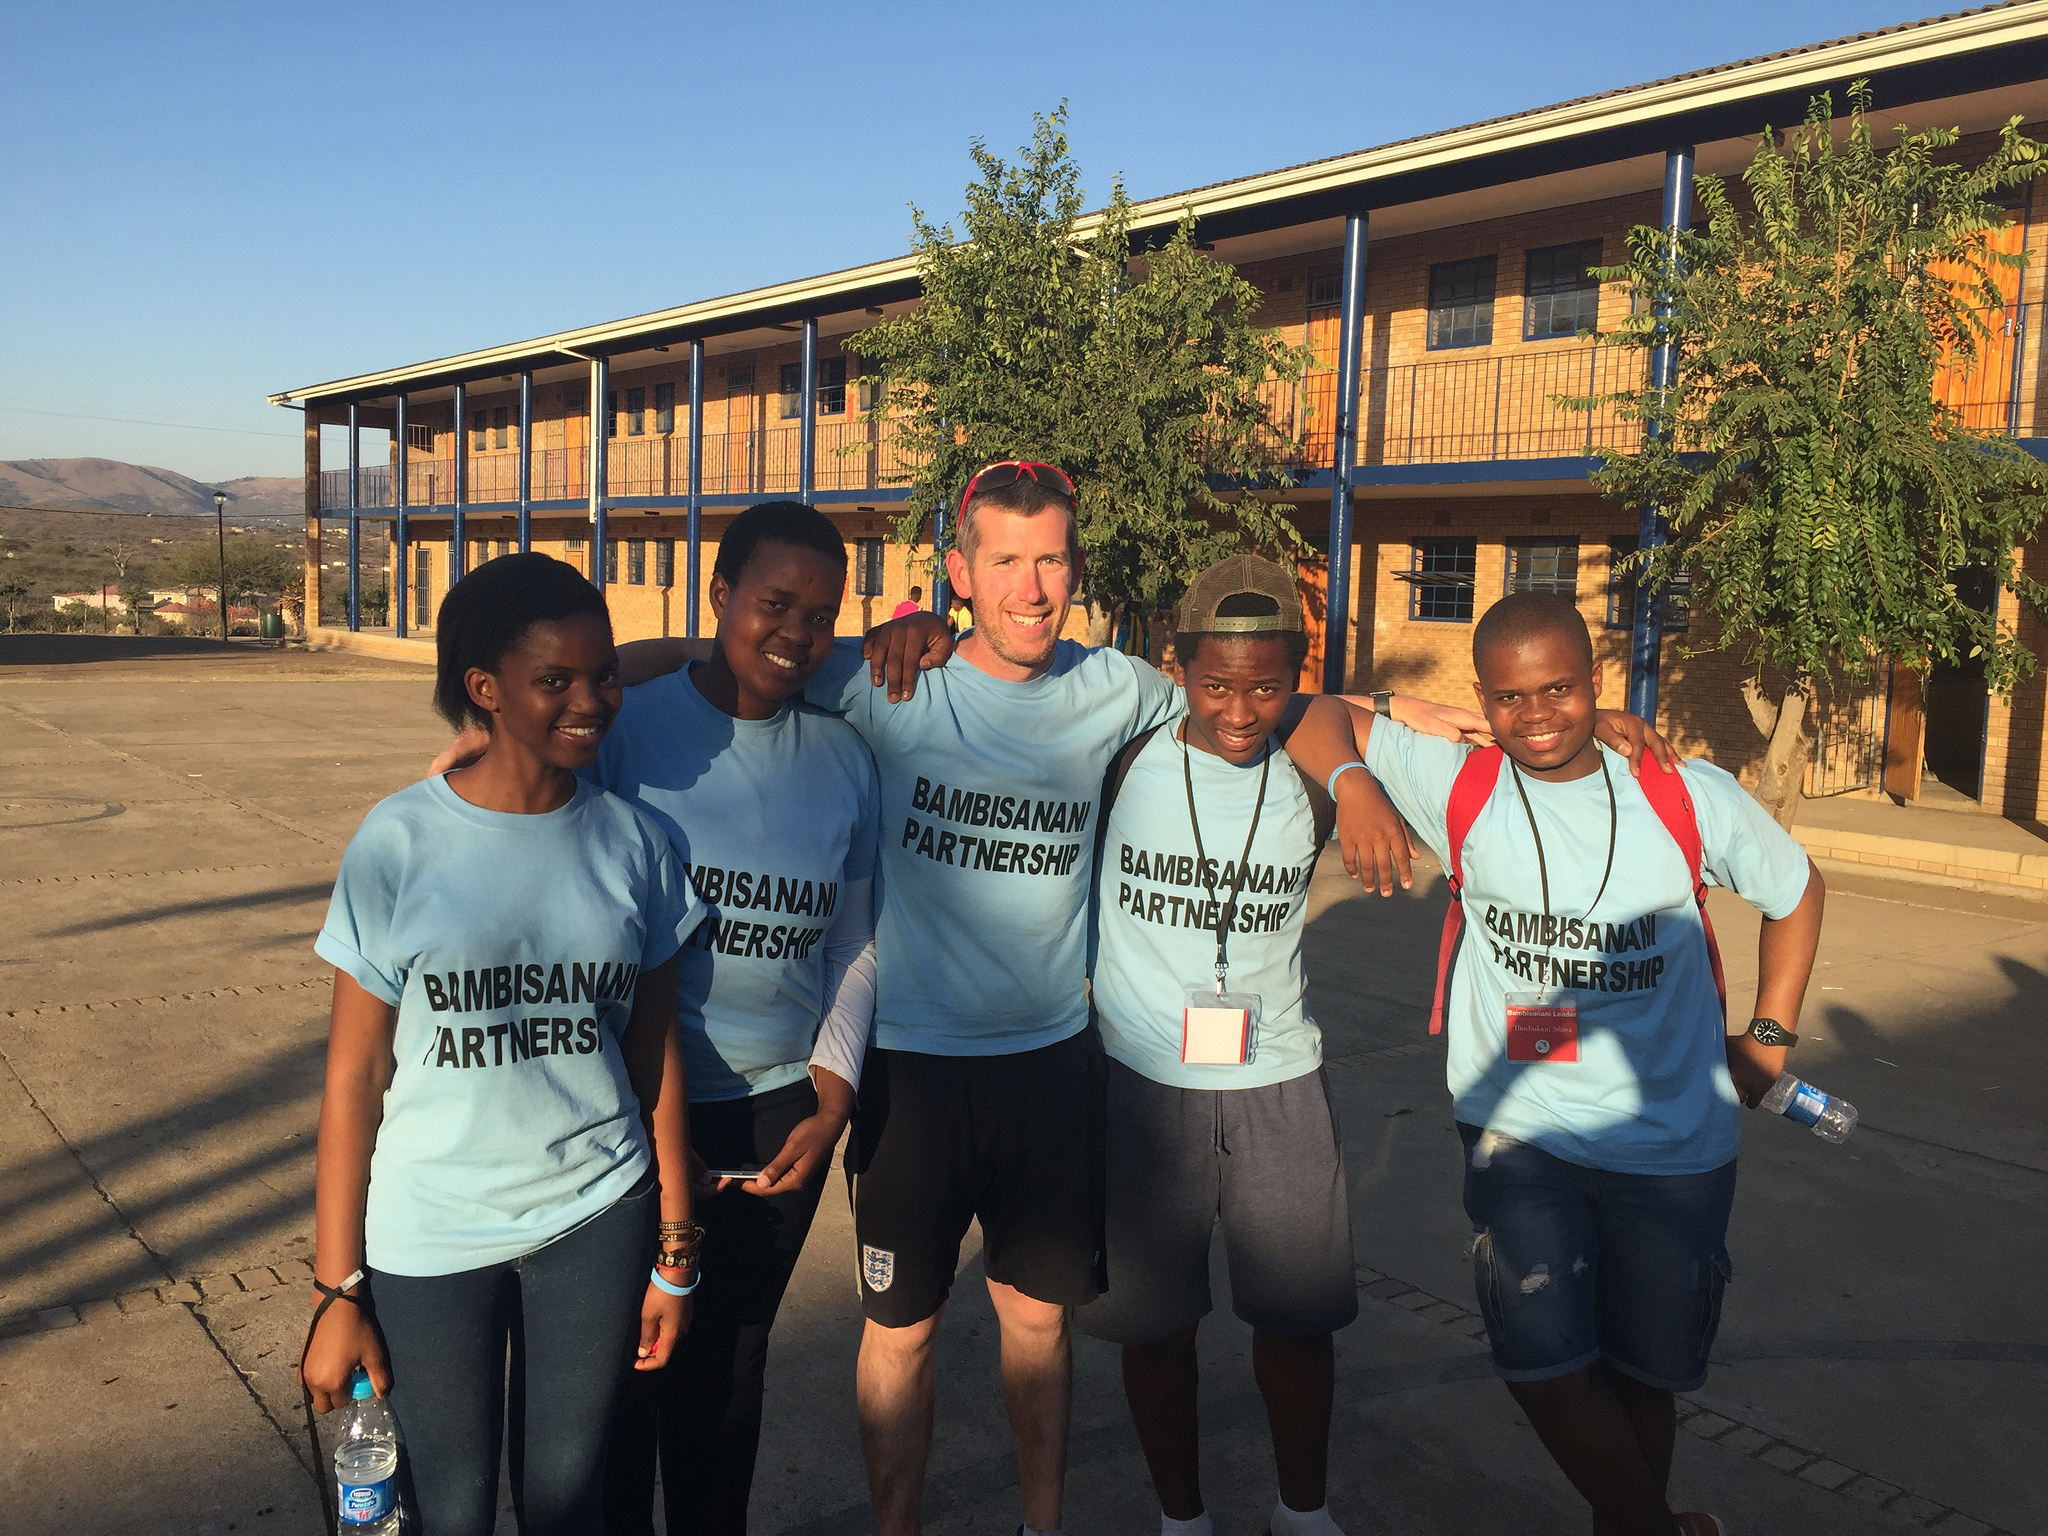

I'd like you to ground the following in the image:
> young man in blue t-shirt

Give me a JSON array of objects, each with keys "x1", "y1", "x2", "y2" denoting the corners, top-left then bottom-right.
[
  {"x1": 1303, "y1": 593, "x2": 1824, "y2": 1536},
  {"x1": 1079, "y1": 555, "x2": 1361, "y2": 1536}
]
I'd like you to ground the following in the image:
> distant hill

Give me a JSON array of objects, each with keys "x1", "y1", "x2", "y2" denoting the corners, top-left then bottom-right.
[{"x1": 0, "y1": 458, "x2": 301, "y2": 520}]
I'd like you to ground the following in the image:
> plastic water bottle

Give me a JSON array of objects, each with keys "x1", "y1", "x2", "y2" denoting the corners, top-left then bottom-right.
[
  {"x1": 335, "y1": 1368, "x2": 400, "y2": 1533},
  {"x1": 1760, "y1": 1072, "x2": 1859, "y2": 1143}
]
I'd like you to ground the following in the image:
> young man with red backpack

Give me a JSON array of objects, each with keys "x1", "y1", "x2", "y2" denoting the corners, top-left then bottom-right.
[{"x1": 1311, "y1": 593, "x2": 1824, "y2": 1536}]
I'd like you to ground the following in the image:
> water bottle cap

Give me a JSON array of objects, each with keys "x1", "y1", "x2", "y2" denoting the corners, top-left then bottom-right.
[{"x1": 350, "y1": 1369, "x2": 374, "y2": 1401}]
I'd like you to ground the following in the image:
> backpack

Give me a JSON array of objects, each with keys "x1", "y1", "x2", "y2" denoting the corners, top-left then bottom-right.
[
  {"x1": 1095, "y1": 695, "x2": 1338, "y2": 870},
  {"x1": 1428, "y1": 746, "x2": 1728, "y2": 1035}
]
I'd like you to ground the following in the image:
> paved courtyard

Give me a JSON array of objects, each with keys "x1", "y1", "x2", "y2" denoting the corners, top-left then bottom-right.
[{"x1": 1, "y1": 636, "x2": 2041, "y2": 1535}]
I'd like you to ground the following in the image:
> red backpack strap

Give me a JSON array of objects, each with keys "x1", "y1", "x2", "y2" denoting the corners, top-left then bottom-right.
[
  {"x1": 1635, "y1": 762, "x2": 1729, "y2": 1019},
  {"x1": 1429, "y1": 747, "x2": 1504, "y2": 1035}
]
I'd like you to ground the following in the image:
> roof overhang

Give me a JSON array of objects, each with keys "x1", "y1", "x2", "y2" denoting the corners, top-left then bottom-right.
[{"x1": 274, "y1": 3, "x2": 2048, "y2": 408}]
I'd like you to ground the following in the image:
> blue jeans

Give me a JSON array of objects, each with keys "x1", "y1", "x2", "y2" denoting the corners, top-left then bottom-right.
[
  {"x1": 369, "y1": 1180, "x2": 655, "y2": 1536},
  {"x1": 1457, "y1": 1123, "x2": 1735, "y2": 1393}
]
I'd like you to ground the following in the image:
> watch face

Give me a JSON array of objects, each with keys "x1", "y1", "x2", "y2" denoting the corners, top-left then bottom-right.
[{"x1": 1750, "y1": 1018, "x2": 1790, "y2": 1045}]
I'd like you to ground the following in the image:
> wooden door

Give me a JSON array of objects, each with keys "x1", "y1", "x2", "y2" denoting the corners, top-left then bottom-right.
[
  {"x1": 1296, "y1": 558, "x2": 1328, "y2": 693},
  {"x1": 1932, "y1": 216, "x2": 2026, "y2": 430},
  {"x1": 1883, "y1": 665, "x2": 1926, "y2": 801},
  {"x1": 1302, "y1": 297, "x2": 1341, "y2": 467}
]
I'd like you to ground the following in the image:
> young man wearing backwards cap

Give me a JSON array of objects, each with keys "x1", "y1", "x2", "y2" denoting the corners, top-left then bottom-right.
[
  {"x1": 1078, "y1": 553, "x2": 1359, "y2": 1536},
  {"x1": 1289, "y1": 592, "x2": 1824, "y2": 1536}
]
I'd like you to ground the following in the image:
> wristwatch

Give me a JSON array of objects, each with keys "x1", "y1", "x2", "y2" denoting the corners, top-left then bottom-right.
[
  {"x1": 1746, "y1": 1017, "x2": 1797, "y2": 1048},
  {"x1": 1370, "y1": 689, "x2": 1394, "y2": 719}
]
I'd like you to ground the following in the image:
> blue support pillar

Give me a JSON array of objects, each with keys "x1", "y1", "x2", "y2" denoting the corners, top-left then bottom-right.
[
  {"x1": 686, "y1": 339, "x2": 704, "y2": 636},
  {"x1": 1628, "y1": 146, "x2": 1695, "y2": 723},
  {"x1": 799, "y1": 317, "x2": 818, "y2": 505},
  {"x1": 451, "y1": 381, "x2": 468, "y2": 583},
  {"x1": 394, "y1": 394, "x2": 409, "y2": 639},
  {"x1": 932, "y1": 503, "x2": 950, "y2": 617},
  {"x1": 346, "y1": 399, "x2": 361, "y2": 632},
  {"x1": 517, "y1": 370, "x2": 533, "y2": 552},
  {"x1": 591, "y1": 357, "x2": 609, "y2": 585},
  {"x1": 1322, "y1": 211, "x2": 1368, "y2": 695}
]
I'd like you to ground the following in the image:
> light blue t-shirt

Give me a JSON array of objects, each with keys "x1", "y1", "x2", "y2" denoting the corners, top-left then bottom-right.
[
  {"x1": 315, "y1": 776, "x2": 703, "y2": 1276},
  {"x1": 595, "y1": 666, "x2": 880, "y2": 1100},
  {"x1": 1364, "y1": 723, "x2": 1812, "y2": 1175},
  {"x1": 807, "y1": 637, "x2": 1182, "y2": 1055},
  {"x1": 1093, "y1": 726, "x2": 1325, "y2": 1089}
]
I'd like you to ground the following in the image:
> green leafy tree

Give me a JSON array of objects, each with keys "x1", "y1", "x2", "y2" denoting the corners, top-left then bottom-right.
[
  {"x1": 1584, "y1": 84, "x2": 2048, "y2": 824},
  {"x1": 0, "y1": 577, "x2": 28, "y2": 633},
  {"x1": 844, "y1": 107, "x2": 1312, "y2": 644},
  {"x1": 118, "y1": 580, "x2": 153, "y2": 634}
]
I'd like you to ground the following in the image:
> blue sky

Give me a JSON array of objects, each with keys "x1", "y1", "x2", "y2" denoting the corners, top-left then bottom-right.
[{"x1": 0, "y1": 0, "x2": 1945, "y2": 481}]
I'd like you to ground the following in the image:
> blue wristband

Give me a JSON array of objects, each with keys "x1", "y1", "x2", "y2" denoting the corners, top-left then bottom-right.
[
  {"x1": 649, "y1": 1266, "x2": 699, "y2": 1297},
  {"x1": 1327, "y1": 761, "x2": 1369, "y2": 798}
]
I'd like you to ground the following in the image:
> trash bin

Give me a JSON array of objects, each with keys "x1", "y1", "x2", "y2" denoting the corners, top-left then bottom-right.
[{"x1": 259, "y1": 610, "x2": 285, "y2": 640}]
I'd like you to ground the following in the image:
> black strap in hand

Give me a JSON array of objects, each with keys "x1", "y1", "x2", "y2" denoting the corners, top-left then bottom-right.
[{"x1": 298, "y1": 1279, "x2": 379, "y2": 1536}]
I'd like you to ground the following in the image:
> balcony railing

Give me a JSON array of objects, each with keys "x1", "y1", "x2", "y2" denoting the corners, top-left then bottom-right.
[
  {"x1": 316, "y1": 465, "x2": 393, "y2": 509},
  {"x1": 319, "y1": 421, "x2": 926, "y2": 510},
  {"x1": 1250, "y1": 344, "x2": 1649, "y2": 474},
  {"x1": 313, "y1": 318, "x2": 2048, "y2": 512}
]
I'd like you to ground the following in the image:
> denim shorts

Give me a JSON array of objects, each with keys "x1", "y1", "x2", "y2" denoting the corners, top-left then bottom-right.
[{"x1": 1457, "y1": 1122, "x2": 1736, "y2": 1393}]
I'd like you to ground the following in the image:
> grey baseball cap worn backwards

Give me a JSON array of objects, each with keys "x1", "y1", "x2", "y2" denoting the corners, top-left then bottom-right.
[{"x1": 1177, "y1": 554, "x2": 1306, "y2": 634}]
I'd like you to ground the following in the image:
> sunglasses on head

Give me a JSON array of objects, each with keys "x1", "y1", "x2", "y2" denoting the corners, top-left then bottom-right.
[{"x1": 960, "y1": 460, "x2": 1076, "y2": 511}]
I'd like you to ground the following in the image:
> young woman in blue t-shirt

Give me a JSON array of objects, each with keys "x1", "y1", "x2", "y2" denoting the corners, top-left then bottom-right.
[{"x1": 302, "y1": 555, "x2": 703, "y2": 1536}]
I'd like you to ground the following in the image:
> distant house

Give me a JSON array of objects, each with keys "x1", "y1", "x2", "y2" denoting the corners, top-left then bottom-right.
[
  {"x1": 154, "y1": 599, "x2": 257, "y2": 628},
  {"x1": 52, "y1": 590, "x2": 128, "y2": 615}
]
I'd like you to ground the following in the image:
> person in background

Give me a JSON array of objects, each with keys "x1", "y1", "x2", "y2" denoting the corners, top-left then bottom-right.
[
  {"x1": 892, "y1": 584, "x2": 924, "y2": 620},
  {"x1": 304, "y1": 554, "x2": 702, "y2": 1536}
]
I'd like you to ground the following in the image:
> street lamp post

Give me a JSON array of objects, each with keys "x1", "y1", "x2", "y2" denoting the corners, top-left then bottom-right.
[{"x1": 212, "y1": 490, "x2": 229, "y2": 642}]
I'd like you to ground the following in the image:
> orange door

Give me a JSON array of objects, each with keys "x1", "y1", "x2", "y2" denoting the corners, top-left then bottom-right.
[
  {"x1": 1296, "y1": 558, "x2": 1328, "y2": 693},
  {"x1": 1932, "y1": 216, "x2": 2026, "y2": 430},
  {"x1": 1302, "y1": 302, "x2": 1340, "y2": 467}
]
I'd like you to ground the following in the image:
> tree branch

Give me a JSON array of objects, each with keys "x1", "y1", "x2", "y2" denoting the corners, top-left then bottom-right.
[{"x1": 1741, "y1": 677, "x2": 1781, "y2": 740}]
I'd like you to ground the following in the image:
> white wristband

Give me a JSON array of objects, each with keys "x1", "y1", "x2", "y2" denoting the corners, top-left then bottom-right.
[{"x1": 1327, "y1": 761, "x2": 1369, "y2": 798}]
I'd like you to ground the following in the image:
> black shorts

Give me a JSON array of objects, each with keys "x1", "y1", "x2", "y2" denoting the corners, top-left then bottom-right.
[{"x1": 847, "y1": 1028, "x2": 1107, "y2": 1327}]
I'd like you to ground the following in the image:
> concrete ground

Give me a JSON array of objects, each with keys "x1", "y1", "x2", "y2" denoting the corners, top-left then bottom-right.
[{"x1": 1, "y1": 635, "x2": 2040, "y2": 1536}]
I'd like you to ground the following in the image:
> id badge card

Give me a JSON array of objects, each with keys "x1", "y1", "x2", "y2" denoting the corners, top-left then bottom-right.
[
  {"x1": 1182, "y1": 986, "x2": 1262, "y2": 1065},
  {"x1": 1504, "y1": 989, "x2": 1579, "y2": 1063}
]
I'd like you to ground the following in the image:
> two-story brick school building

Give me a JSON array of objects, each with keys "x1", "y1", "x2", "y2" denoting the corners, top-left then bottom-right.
[{"x1": 272, "y1": 5, "x2": 2048, "y2": 816}]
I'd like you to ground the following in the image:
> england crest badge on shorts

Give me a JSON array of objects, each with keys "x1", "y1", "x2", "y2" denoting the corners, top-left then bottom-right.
[{"x1": 861, "y1": 1244, "x2": 895, "y2": 1292}]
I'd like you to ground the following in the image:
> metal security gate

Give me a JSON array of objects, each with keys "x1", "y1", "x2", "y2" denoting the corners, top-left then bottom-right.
[{"x1": 1807, "y1": 665, "x2": 1890, "y2": 797}]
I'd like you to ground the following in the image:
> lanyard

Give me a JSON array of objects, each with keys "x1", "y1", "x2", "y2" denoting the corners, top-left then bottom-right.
[
  {"x1": 1181, "y1": 727, "x2": 1270, "y2": 995},
  {"x1": 1508, "y1": 752, "x2": 1617, "y2": 941}
]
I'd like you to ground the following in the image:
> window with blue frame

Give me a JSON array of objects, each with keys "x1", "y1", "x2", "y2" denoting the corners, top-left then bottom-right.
[
  {"x1": 780, "y1": 363, "x2": 802, "y2": 420},
  {"x1": 492, "y1": 406, "x2": 509, "y2": 449},
  {"x1": 1605, "y1": 536, "x2": 1690, "y2": 632},
  {"x1": 1524, "y1": 240, "x2": 1603, "y2": 340},
  {"x1": 655, "y1": 382, "x2": 675, "y2": 434},
  {"x1": 1428, "y1": 257, "x2": 1496, "y2": 349},
  {"x1": 1504, "y1": 538, "x2": 1579, "y2": 597},
  {"x1": 1404, "y1": 538, "x2": 1478, "y2": 621},
  {"x1": 625, "y1": 387, "x2": 646, "y2": 437},
  {"x1": 655, "y1": 538, "x2": 674, "y2": 588},
  {"x1": 605, "y1": 540, "x2": 619, "y2": 585},
  {"x1": 627, "y1": 538, "x2": 646, "y2": 585}
]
